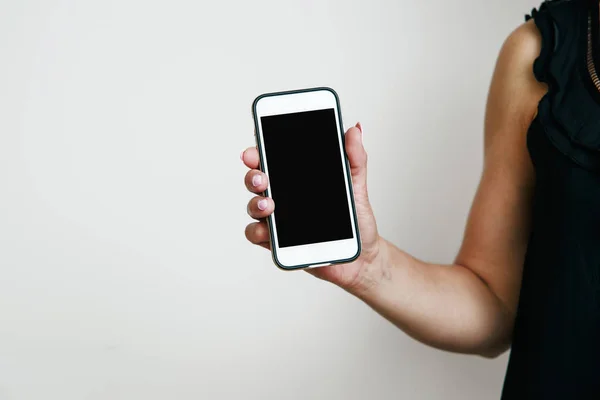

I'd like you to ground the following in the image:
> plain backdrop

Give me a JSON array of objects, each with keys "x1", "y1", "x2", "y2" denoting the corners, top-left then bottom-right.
[{"x1": 0, "y1": 0, "x2": 541, "y2": 399}]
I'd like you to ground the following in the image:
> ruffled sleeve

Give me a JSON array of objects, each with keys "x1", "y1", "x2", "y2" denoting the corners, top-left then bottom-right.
[
  {"x1": 526, "y1": 1, "x2": 600, "y2": 173},
  {"x1": 526, "y1": 5, "x2": 557, "y2": 88}
]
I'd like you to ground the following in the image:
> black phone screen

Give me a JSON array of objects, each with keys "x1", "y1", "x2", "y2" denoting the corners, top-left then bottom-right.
[{"x1": 260, "y1": 108, "x2": 354, "y2": 248}]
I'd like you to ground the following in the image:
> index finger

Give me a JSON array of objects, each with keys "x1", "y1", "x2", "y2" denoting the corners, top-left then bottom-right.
[{"x1": 241, "y1": 147, "x2": 260, "y2": 169}]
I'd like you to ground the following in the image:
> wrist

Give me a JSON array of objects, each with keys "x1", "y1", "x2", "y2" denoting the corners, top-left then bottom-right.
[{"x1": 345, "y1": 235, "x2": 391, "y2": 299}]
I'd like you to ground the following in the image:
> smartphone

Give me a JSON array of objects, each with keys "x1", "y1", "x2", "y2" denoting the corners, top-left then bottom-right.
[{"x1": 251, "y1": 87, "x2": 361, "y2": 270}]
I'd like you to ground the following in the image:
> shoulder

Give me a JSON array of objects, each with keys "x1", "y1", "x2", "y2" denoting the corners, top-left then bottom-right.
[
  {"x1": 495, "y1": 0, "x2": 584, "y2": 101},
  {"x1": 491, "y1": 20, "x2": 546, "y2": 107},
  {"x1": 508, "y1": 0, "x2": 584, "y2": 66},
  {"x1": 499, "y1": 19, "x2": 542, "y2": 71},
  {"x1": 484, "y1": 19, "x2": 548, "y2": 148}
]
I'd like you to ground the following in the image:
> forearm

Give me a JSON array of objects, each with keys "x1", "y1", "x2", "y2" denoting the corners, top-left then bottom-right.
[{"x1": 351, "y1": 237, "x2": 513, "y2": 357}]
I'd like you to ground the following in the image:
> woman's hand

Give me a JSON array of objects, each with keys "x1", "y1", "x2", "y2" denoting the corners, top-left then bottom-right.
[{"x1": 242, "y1": 122, "x2": 388, "y2": 295}]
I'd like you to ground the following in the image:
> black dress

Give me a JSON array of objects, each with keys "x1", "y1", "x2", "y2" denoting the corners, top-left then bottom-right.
[{"x1": 502, "y1": 1, "x2": 600, "y2": 398}]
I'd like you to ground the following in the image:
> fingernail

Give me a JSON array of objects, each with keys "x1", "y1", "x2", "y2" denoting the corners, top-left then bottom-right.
[
  {"x1": 355, "y1": 122, "x2": 362, "y2": 133},
  {"x1": 252, "y1": 174, "x2": 262, "y2": 187},
  {"x1": 240, "y1": 150, "x2": 245, "y2": 161},
  {"x1": 257, "y1": 199, "x2": 268, "y2": 211}
]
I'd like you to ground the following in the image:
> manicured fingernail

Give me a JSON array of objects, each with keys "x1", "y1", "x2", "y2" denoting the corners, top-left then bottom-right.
[
  {"x1": 240, "y1": 150, "x2": 245, "y2": 161},
  {"x1": 252, "y1": 174, "x2": 262, "y2": 187},
  {"x1": 257, "y1": 199, "x2": 268, "y2": 211}
]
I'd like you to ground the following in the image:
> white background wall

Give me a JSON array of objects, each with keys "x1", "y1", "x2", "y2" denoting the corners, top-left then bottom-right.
[{"x1": 0, "y1": 0, "x2": 540, "y2": 399}]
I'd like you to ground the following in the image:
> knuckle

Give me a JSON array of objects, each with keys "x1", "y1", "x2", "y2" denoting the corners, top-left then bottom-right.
[
  {"x1": 244, "y1": 224, "x2": 253, "y2": 241},
  {"x1": 244, "y1": 171, "x2": 253, "y2": 184},
  {"x1": 245, "y1": 224, "x2": 261, "y2": 244}
]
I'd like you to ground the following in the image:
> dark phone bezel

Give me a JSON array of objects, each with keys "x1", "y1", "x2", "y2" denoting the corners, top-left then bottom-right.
[{"x1": 251, "y1": 86, "x2": 362, "y2": 271}]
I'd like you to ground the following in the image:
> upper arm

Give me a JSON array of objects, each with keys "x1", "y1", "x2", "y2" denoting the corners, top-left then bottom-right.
[{"x1": 455, "y1": 20, "x2": 547, "y2": 322}]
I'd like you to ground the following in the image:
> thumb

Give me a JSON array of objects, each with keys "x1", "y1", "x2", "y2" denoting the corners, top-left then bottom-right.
[
  {"x1": 345, "y1": 122, "x2": 368, "y2": 193},
  {"x1": 345, "y1": 122, "x2": 378, "y2": 251}
]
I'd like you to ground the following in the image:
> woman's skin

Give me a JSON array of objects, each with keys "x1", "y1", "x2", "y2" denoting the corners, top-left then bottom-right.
[{"x1": 242, "y1": 19, "x2": 548, "y2": 358}]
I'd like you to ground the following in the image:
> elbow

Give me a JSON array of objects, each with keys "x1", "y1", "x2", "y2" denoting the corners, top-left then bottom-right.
[
  {"x1": 473, "y1": 317, "x2": 513, "y2": 358},
  {"x1": 478, "y1": 342, "x2": 510, "y2": 359},
  {"x1": 461, "y1": 303, "x2": 514, "y2": 359},
  {"x1": 457, "y1": 331, "x2": 512, "y2": 359},
  {"x1": 423, "y1": 318, "x2": 513, "y2": 358}
]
